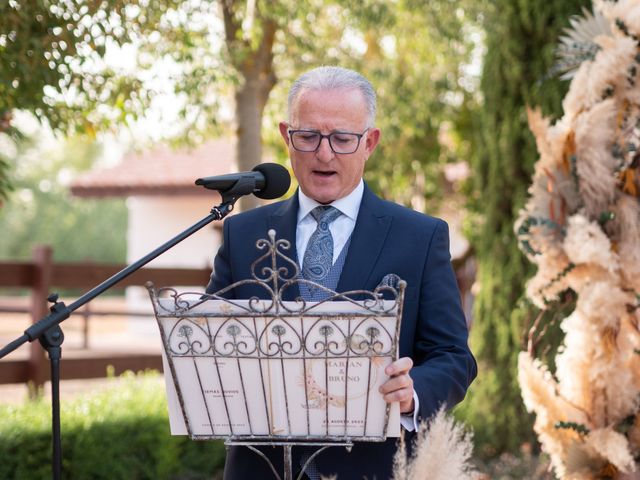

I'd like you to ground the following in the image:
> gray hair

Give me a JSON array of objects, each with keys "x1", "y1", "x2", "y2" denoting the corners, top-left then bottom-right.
[{"x1": 287, "y1": 66, "x2": 377, "y2": 127}]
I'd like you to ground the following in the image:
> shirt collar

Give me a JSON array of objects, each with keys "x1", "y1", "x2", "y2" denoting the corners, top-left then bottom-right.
[{"x1": 297, "y1": 179, "x2": 364, "y2": 223}]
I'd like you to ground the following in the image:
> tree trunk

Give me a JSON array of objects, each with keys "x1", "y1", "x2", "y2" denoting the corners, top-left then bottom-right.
[
  {"x1": 220, "y1": 0, "x2": 278, "y2": 213},
  {"x1": 235, "y1": 74, "x2": 272, "y2": 211}
]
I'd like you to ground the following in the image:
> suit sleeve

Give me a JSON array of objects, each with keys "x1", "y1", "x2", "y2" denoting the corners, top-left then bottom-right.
[
  {"x1": 205, "y1": 217, "x2": 235, "y2": 297},
  {"x1": 410, "y1": 219, "x2": 477, "y2": 419}
]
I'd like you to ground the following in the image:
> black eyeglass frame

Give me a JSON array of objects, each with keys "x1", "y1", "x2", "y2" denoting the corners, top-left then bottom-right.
[{"x1": 287, "y1": 128, "x2": 370, "y2": 154}]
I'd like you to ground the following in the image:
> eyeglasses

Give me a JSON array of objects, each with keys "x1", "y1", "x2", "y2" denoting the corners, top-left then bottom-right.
[{"x1": 288, "y1": 128, "x2": 369, "y2": 154}]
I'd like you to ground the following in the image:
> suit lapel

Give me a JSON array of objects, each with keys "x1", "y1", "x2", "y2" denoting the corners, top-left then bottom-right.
[
  {"x1": 337, "y1": 185, "x2": 392, "y2": 294},
  {"x1": 268, "y1": 194, "x2": 300, "y2": 301}
]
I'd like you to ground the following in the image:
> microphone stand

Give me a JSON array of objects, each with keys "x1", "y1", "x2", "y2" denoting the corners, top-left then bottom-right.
[{"x1": 0, "y1": 179, "x2": 254, "y2": 480}]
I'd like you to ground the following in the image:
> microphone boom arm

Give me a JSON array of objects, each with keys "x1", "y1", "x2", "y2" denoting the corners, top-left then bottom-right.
[
  {"x1": 0, "y1": 197, "x2": 238, "y2": 480},
  {"x1": 0, "y1": 161, "x2": 293, "y2": 479},
  {"x1": 0, "y1": 199, "x2": 236, "y2": 359}
]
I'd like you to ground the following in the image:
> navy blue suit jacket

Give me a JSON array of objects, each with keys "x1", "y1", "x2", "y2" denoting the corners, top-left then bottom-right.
[{"x1": 206, "y1": 185, "x2": 476, "y2": 479}]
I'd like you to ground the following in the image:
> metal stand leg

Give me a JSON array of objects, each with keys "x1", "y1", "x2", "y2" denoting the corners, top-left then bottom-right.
[
  {"x1": 0, "y1": 199, "x2": 238, "y2": 480},
  {"x1": 283, "y1": 445, "x2": 293, "y2": 480},
  {"x1": 39, "y1": 322, "x2": 64, "y2": 480},
  {"x1": 229, "y1": 441, "x2": 353, "y2": 480}
]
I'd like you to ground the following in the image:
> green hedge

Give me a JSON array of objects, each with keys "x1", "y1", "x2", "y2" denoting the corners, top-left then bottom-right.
[{"x1": 0, "y1": 372, "x2": 225, "y2": 479}]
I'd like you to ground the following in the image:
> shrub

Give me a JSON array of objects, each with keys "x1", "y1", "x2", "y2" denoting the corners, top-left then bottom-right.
[{"x1": 0, "y1": 371, "x2": 225, "y2": 480}]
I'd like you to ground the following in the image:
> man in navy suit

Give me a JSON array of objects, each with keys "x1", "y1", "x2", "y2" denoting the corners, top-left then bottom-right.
[{"x1": 206, "y1": 66, "x2": 476, "y2": 479}]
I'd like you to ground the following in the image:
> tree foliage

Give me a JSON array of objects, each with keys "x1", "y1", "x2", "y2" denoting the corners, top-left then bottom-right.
[
  {"x1": 352, "y1": 1, "x2": 483, "y2": 212},
  {"x1": 132, "y1": 0, "x2": 372, "y2": 209},
  {"x1": 0, "y1": 0, "x2": 183, "y2": 200},
  {"x1": 2, "y1": 0, "x2": 483, "y2": 212},
  {"x1": 0, "y1": 135, "x2": 126, "y2": 263},
  {"x1": 456, "y1": 0, "x2": 591, "y2": 457},
  {"x1": 0, "y1": 114, "x2": 20, "y2": 203},
  {"x1": 260, "y1": 0, "x2": 485, "y2": 214},
  {"x1": 0, "y1": 0, "x2": 185, "y2": 133},
  {"x1": 219, "y1": 0, "x2": 293, "y2": 209}
]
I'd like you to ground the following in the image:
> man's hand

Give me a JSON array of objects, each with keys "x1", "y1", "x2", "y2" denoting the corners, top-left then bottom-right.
[{"x1": 379, "y1": 357, "x2": 414, "y2": 414}]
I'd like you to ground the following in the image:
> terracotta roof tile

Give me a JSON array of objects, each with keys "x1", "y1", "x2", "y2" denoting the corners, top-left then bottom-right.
[{"x1": 71, "y1": 138, "x2": 236, "y2": 197}]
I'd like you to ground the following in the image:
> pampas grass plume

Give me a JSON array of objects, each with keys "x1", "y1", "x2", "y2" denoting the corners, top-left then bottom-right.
[
  {"x1": 393, "y1": 407, "x2": 477, "y2": 480},
  {"x1": 517, "y1": 1, "x2": 640, "y2": 476},
  {"x1": 562, "y1": 214, "x2": 618, "y2": 272},
  {"x1": 585, "y1": 428, "x2": 635, "y2": 474}
]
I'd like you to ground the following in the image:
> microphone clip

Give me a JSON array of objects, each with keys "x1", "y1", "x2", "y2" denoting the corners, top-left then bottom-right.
[
  {"x1": 196, "y1": 174, "x2": 257, "y2": 205},
  {"x1": 217, "y1": 176, "x2": 257, "y2": 204}
]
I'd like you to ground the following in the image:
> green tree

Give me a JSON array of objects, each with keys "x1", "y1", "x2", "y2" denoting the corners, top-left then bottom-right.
[
  {"x1": 353, "y1": 1, "x2": 483, "y2": 213},
  {"x1": 124, "y1": 0, "x2": 486, "y2": 212},
  {"x1": 135, "y1": 0, "x2": 359, "y2": 209},
  {"x1": 2, "y1": 0, "x2": 482, "y2": 213},
  {"x1": 0, "y1": 0, "x2": 182, "y2": 199},
  {"x1": 219, "y1": 0, "x2": 278, "y2": 210},
  {"x1": 0, "y1": 112, "x2": 20, "y2": 203},
  {"x1": 457, "y1": 0, "x2": 590, "y2": 457},
  {"x1": 260, "y1": 0, "x2": 485, "y2": 215},
  {"x1": 1, "y1": 0, "x2": 356, "y2": 208},
  {"x1": 0, "y1": 0, "x2": 183, "y2": 132},
  {"x1": 0, "y1": 136, "x2": 126, "y2": 263}
]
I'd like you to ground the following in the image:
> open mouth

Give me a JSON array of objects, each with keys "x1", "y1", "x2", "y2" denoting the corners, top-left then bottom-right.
[{"x1": 313, "y1": 170, "x2": 337, "y2": 177}]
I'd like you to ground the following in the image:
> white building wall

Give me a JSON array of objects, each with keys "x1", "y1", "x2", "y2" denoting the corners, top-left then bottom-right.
[
  {"x1": 127, "y1": 195, "x2": 221, "y2": 268},
  {"x1": 126, "y1": 195, "x2": 222, "y2": 334}
]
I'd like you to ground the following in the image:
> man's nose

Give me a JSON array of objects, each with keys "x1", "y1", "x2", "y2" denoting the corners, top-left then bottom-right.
[{"x1": 316, "y1": 137, "x2": 334, "y2": 162}]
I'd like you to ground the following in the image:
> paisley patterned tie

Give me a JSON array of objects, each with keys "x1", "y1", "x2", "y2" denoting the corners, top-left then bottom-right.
[
  {"x1": 300, "y1": 206, "x2": 341, "y2": 480},
  {"x1": 302, "y1": 206, "x2": 342, "y2": 286}
]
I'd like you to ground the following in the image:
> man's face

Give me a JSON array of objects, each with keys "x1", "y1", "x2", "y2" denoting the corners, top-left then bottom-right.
[{"x1": 279, "y1": 88, "x2": 380, "y2": 204}]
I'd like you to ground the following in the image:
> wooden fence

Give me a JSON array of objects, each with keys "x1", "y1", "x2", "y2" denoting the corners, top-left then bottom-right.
[
  {"x1": 0, "y1": 245, "x2": 474, "y2": 388},
  {"x1": 0, "y1": 245, "x2": 210, "y2": 387}
]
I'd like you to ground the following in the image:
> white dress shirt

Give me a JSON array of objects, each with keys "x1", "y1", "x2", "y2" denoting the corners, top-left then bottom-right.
[
  {"x1": 295, "y1": 180, "x2": 420, "y2": 432},
  {"x1": 296, "y1": 180, "x2": 363, "y2": 267}
]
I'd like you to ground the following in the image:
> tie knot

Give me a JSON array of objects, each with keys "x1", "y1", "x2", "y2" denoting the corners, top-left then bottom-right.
[{"x1": 310, "y1": 206, "x2": 341, "y2": 226}]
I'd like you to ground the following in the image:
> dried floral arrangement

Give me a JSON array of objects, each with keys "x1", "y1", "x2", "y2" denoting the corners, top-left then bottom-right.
[
  {"x1": 391, "y1": 407, "x2": 477, "y2": 480},
  {"x1": 516, "y1": 1, "x2": 640, "y2": 478},
  {"x1": 318, "y1": 408, "x2": 477, "y2": 480}
]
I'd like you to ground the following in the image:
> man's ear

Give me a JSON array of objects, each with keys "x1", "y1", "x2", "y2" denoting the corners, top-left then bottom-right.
[
  {"x1": 365, "y1": 128, "x2": 381, "y2": 157},
  {"x1": 279, "y1": 122, "x2": 290, "y2": 146}
]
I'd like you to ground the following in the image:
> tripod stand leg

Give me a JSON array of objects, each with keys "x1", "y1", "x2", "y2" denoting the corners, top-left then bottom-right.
[
  {"x1": 40, "y1": 324, "x2": 64, "y2": 480},
  {"x1": 50, "y1": 346, "x2": 61, "y2": 480}
]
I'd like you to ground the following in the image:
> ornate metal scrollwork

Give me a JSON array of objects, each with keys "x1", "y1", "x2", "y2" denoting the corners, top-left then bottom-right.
[
  {"x1": 146, "y1": 230, "x2": 406, "y2": 455},
  {"x1": 150, "y1": 229, "x2": 404, "y2": 316}
]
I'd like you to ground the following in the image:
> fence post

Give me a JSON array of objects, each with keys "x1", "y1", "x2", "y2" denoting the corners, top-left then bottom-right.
[
  {"x1": 28, "y1": 245, "x2": 53, "y2": 394},
  {"x1": 82, "y1": 302, "x2": 91, "y2": 349}
]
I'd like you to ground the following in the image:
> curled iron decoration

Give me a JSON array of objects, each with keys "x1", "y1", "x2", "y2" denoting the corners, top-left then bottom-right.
[
  {"x1": 258, "y1": 318, "x2": 304, "y2": 356},
  {"x1": 213, "y1": 318, "x2": 258, "y2": 356},
  {"x1": 178, "y1": 325, "x2": 193, "y2": 337},
  {"x1": 350, "y1": 317, "x2": 394, "y2": 356},
  {"x1": 145, "y1": 228, "x2": 406, "y2": 453},
  {"x1": 253, "y1": 230, "x2": 299, "y2": 286},
  {"x1": 147, "y1": 233, "x2": 405, "y2": 319},
  {"x1": 154, "y1": 286, "x2": 197, "y2": 314},
  {"x1": 204, "y1": 281, "x2": 277, "y2": 314},
  {"x1": 306, "y1": 318, "x2": 349, "y2": 356},
  {"x1": 279, "y1": 286, "x2": 401, "y2": 315},
  {"x1": 168, "y1": 318, "x2": 212, "y2": 355},
  {"x1": 356, "y1": 327, "x2": 384, "y2": 355},
  {"x1": 246, "y1": 295, "x2": 275, "y2": 314}
]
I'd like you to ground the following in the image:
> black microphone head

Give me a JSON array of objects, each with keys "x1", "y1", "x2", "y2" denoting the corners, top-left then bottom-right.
[{"x1": 252, "y1": 163, "x2": 291, "y2": 199}]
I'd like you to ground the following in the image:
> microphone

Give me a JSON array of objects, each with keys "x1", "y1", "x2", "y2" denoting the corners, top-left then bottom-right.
[{"x1": 195, "y1": 163, "x2": 291, "y2": 200}]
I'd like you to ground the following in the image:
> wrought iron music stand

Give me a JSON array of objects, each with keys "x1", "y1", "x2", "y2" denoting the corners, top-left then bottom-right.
[{"x1": 147, "y1": 230, "x2": 405, "y2": 480}]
